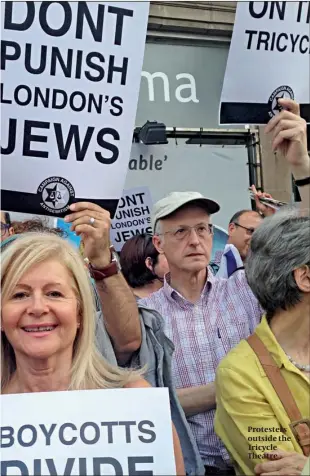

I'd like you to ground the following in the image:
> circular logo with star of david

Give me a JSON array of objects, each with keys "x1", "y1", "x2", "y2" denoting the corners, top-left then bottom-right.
[
  {"x1": 37, "y1": 177, "x2": 75, "y2": 214},
  {"x1": 268, "y1": 86, "x2": 294, "y2": 118}
]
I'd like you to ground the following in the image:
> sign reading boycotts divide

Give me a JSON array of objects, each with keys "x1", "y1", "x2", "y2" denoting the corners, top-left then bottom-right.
[
  {"x1": 0, "y1": 388, "x2": 176, "y2": 476},
  {"x1": 1, "y1": 1, "x2": 149, "y2": 217},
  {"x1": 220, "y1": 1, "x2": 310, "y2": 125}
]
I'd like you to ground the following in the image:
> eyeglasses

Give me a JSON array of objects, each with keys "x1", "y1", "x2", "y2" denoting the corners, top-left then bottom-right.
[
  {"x1": 233, "y1": 222, "x2": 255, "y2": 236},
  {"x1": 160, "y1": 223, "x2": 213, "y2": 241},
  {"x1": 1, "y1": 222, "x2": 10, "y2": 237}
]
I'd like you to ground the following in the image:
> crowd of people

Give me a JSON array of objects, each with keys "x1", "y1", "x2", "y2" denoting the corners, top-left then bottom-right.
[{"x1": 1, "y1": 99, "x2": 309, "y2": 476}]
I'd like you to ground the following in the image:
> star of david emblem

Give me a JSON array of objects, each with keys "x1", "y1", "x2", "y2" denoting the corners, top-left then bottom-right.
[
  {"x1": 272, "y1": 93, "x2": 285, "y2": 113},
  {"x1": 37, "y1": 176, "x2": 75, "y2": 214},
  {"x1": 268, "y1": 86, "x2": 294, "y2": 119},
  {"x1": 44, "y1": 184, "x2": 66, "y2": 208}
]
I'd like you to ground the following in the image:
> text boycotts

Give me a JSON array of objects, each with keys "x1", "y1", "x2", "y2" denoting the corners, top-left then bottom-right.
[
  {"x1": 1, "y1": 2, "x2": 149, "y2": 216},
  {"x1": 220, "y1": 1, "x2": 310, "y2": 124},
  {"x1": 0, "y1": 388, "x2": 176, "y2": 475},
  {"x1": 1, "y1": 420, "x2": 155, "y2": 475}
]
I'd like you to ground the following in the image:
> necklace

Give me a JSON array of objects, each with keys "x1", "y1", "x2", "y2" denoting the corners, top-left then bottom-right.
[{"x1": 286, "y1": 354, "x2": 310, "y2": 372}]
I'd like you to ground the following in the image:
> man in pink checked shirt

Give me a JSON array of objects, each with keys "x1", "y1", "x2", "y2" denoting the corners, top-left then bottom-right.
[
  {"x1": 140, "y1": 99, "x2": 310, "y2": 475},
  {"x1": 140, "y1": 190, "x2": 259, "y2": 475}
]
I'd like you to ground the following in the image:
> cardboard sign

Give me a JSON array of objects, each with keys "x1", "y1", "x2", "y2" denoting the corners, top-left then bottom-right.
[
  {"x1": 110, "y1": 186, "x2": 153, "y2": 252},
  {"x1": 220, "y1": 1, "x2": 310, "y2": 124},
  {"x1": 0, "y1": 388, "x2": 176, "y2": 476},
  {"x1": 1, "y1": 2, "x2": 149, "y2": 217}
]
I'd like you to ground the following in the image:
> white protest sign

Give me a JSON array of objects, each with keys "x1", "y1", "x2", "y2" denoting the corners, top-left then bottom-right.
[
  {"x1": 110, "y1": 186, "x2": 153, "y2": 252},
  {"x1": 1, "y1": 1, "x2": 149, "y2": 217},
  {"x1": 0, "y1": 388, "x2": 176, "y2": 476},
  {"x1": 219, "y1": 1, "x2": 310, "y2": 125}
]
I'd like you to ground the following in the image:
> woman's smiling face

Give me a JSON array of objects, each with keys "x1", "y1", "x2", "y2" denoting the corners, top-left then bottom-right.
[{"x1": 2, "y1": 259, "x2": 80, "y2": 361}]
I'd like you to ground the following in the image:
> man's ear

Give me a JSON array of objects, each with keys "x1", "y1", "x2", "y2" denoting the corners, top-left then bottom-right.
[
  {"x1": 8, "y1": 227, "x2": 14, "y2": 236},
  {"x1": 145, "y1": 257, "x2": 153, "y2": 272},
  {"x1": 294, "y1": 265, "x2": 310, "y2": 293},
  {"x1": 228, "y1": 223, "x2": 235, "y2": 236},
  {"x1": 153, "y1": 234, "x2": 164, "y2": 254}
]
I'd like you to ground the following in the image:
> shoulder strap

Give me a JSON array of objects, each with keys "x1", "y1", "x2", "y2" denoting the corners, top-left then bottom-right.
[
  {"x1": 247, "y1": 334, "x2": 302, "y2": 421},
  {"x1": 247, "y1": 333, "x2": 310, "y2": 456}
]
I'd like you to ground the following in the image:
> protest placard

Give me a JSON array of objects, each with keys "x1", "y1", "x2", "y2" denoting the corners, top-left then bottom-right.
[
  {"x1": 110, "y1": 186, "x2": 153, "y2": 251},
  {"x1": 1, "y1": 1, "x2": 149, "y2": 217},
  {"x1": 0, "y1": 387, "x2": 176, "y2": 476},
  {"x1": 220, "y1": 1, "x2": 310, "y2": 125}
]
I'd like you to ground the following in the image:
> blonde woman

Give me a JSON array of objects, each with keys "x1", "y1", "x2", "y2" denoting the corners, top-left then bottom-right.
[{"x1": 1, "y1": 233, "x2": 184, "y2": 474}]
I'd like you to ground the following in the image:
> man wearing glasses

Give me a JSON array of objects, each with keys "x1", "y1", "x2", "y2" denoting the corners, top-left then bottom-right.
[
  {"x1": 1, "y1": 211, "x2": 14, "y2": 242},
  {"x1": 140, "y1": 190, "x2": 262, "y2": 475},
  {"x1": 210, "y1": 209, "x2": 263, "y2": 277},
  {"x1": 226, "y1": 209, "x2": 263, "y2": 261},
  {"x1": 211, "y1": 190, "x2": 275, "y2": 275}
]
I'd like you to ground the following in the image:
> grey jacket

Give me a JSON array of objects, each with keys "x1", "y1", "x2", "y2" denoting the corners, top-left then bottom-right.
[{"x1": 95, "y1": 305, "x2": 204, "y2": 476}]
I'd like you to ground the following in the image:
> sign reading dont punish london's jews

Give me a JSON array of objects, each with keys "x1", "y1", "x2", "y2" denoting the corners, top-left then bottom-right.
[
  {"x1": 220, "y1": 1, "x2": 310, "y2": 125},
  {"x1": 1, "y1": 2, "x2": 149, "y2": 217},
  {"x1": 110, "y1": 186, "x2": 153, "y2": 252},
  {"x1": 0, "y1": 388, "x2": 176, "y2": 476}
]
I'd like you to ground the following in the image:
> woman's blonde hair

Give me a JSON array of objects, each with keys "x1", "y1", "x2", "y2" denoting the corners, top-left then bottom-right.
[{"x1": 1, "y1": 232, "x2": 142, "y2": 391}]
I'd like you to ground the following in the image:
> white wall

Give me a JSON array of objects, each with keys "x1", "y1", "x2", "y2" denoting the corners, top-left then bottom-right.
[{"x1": 125, "y1": 141, "x2": 251, "y2": 229}]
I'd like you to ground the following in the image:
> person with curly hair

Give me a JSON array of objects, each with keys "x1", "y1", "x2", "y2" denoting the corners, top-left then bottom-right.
[{"x1": 11, "y1": 217, "x2": 67, "y2": 237}]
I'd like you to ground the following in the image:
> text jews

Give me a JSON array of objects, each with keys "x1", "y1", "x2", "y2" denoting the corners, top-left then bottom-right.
[
  {"x1": 1, "y1": 120, "x2": 120, "y2": 164},
  {"x1": 113, "y1": 225, "x2": 153, "y2": 244}
]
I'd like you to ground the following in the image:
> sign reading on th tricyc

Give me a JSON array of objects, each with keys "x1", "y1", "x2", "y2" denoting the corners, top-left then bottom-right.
[
  {"x1": 220, "y1": 1, "x2": 310, "y2": 125},
  {"x1": 1, "y1": 2, "x2": 149, "y2": 217}
]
